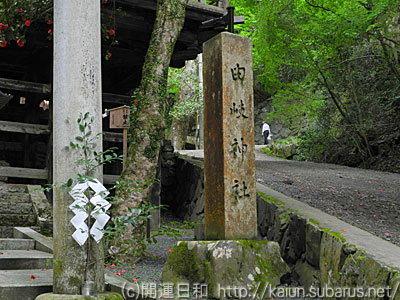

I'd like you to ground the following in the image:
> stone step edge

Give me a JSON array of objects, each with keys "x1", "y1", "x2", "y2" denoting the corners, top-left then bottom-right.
[
  {"x1": 0, "y1": 237, "x2": 35, "y2": 250},
  {"x1": 0, "y1": 269, "x2": 53, "y2": 287},
  {"x1": 13, "y1": 227, "x2": 52, "y2": 253}
]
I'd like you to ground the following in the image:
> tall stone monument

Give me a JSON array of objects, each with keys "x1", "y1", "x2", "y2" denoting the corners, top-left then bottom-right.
[
  {"x1": 203, "y1": 32, "x2": 257, "y2": 240},
  {"x1": 52, "y1": 0, "x2": 104, "y2": 295}
]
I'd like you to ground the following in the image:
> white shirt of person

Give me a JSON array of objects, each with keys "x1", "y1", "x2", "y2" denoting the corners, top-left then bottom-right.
[{"x1": 262, "y1": 123, "x2": 270, "y2": 134}]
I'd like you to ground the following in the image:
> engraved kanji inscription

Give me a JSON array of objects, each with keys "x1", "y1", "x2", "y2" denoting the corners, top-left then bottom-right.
[
  {"x1": 232, "y1": 179, "x2": 250, "y2": 203},
  {"x1": 231, "y1": 137, "x2": 248, "y2": 161},
  {"x1": 231, "y1": 63, "x2": 245, "y2": 81},
  {"x1": 230, "y1": 99, "x2": 249, "y2": 119}
]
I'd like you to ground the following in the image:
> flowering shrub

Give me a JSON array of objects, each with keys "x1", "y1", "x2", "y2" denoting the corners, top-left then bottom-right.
[
  {"x1": 0, "y1": 0, "x2": 118, "y2": 59},
  {"x1": 0, "y1": 0, "x2": 52, "y2": 47}
]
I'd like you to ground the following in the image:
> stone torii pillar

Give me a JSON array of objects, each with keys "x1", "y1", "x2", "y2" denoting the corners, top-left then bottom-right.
[
  {"x1": 203, "y1": 32, "x2": 257, "y2": 240},
  {"x1": 52, "y1": 0, "x2": 104, "y2": 295}
]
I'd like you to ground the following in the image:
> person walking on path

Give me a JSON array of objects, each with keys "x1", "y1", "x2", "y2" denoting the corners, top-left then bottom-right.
[{"x1": 262, "y1": 122, "x2": 271, "y2": 145}]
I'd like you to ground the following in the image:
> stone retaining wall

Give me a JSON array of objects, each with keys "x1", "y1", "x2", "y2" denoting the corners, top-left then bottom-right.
[{"x1": 169, "y1": 156, "x2": 400, "y2": 299}]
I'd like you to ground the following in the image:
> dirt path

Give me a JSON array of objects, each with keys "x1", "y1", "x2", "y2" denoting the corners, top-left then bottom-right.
[{"x1": 178, "y1": 146, "x2": 400, "y2": 246}]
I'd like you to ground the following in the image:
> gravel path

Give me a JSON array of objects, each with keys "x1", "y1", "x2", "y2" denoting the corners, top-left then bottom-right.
[
  {"x1": 107, "y1": 211, "x2": 193, "y2": 286},
  {"x1": 254, "y1": 146, "x2": 400, "y2": 246},
  {"x1": 179, "y1": 146, "x2": 400, "y2": 246}
]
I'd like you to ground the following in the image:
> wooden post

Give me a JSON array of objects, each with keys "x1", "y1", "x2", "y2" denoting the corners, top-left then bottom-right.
[
  {"x1": 123, "y1": 128, "x2": 128, "y2": 169},
  {"x1": 108, "y1": 105, "x2": 130, "y2": 169}
]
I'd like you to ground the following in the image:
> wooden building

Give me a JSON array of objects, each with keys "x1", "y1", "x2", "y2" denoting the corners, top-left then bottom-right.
[{"x1": 0, "y1": 0, "x2": 230, "y2": 186}]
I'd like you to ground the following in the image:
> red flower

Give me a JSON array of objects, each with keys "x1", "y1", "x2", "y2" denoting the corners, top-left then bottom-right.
[
  {"x1": 0, "y1": 40, "x2": 7, "y2": 48},
  {"x1": 48, "y1": 29, "x2": 52, "y2": 34},
  {"x1": 0, "y1": 23, "x2": 3, "y2": 29},
  {"x1": 47, "y1": 20, "x2": 52, "y2": 25},
  {"x1": 17, "y1": 39, "x2": 24, "y2": 47},
  {"x1": 4, "y1": 24, "x2": 8, "y2": 29},
  {"x1": 168, "y1": 249, "x2": 172, "y2": 253},
  {"x1": 109, "y1": 29, "x2": 115, "y2": 35},
  {"x1": 18, "y1": 8, "x2": 23, "y2": 13},
  {"x1": 104, "y1": 0, "x2": 108, "y2": 3},
  {"x1": 133, "y1": 278, "x2": 137, "y2": 282},
  {"x1": 25, "y1": 20, "x2": 31, "y2": 26},
  {"x1": 133, "y1": 100, "x2": 138, "y2": 105}
]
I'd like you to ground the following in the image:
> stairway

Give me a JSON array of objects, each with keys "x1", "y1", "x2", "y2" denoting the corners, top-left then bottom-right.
[{"x1": 0, "y1": 230, "x2": 53, "y2": 300}]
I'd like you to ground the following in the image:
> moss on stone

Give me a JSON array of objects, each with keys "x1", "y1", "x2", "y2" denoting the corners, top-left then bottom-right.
[
  {"x1": 257, "y1": 192, "x2": 284, "y2": 207},
  {"x1": 328, "y1": 231, "x2": 346, "y2": 243},
  {"x1": 164, "y1": 241, "x2": 201, "y2": 284},
  {"x1": 308, "y1": 218, "x2": 320, "y2": 225},
  {"x1": 238, "y1": 240, "x2": 290, "y2": 287},
  {"x1": 320, "y1": 227, "x2": 331, "y2": 232},
  {"x1": 279, "y1": 212, "x2": 291, "y2": 224}
]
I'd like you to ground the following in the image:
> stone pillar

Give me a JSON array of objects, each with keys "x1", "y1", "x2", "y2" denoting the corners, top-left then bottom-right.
[
  {"x1": 53, "y1": 0, "x2": 104, "y2": 294},
  {"x1": 203, "y1": 32, "x2": 257, "y2": 240},
  {"x1": 198, "y1": 54, "x2": 204, "y2": 149}
]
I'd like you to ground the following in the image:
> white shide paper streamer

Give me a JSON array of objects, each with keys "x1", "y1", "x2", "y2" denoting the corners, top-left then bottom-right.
[{"x1": 69, "y1": 179, "x2": 111, "y2": 246}]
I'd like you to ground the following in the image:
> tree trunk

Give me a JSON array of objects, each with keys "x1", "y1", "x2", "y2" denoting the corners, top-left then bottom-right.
[
  {"x1": 168, "y1": 59, "x2": 198, "y2": 150},
  {"x1": 112, "y1": 0, "x2": 188, "y2": 264}
]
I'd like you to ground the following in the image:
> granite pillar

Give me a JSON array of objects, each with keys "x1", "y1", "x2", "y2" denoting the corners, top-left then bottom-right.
[
  {"x1": 203, "y1": 32, "x2": 257, "y2": 240},
  {"x1": 52, "y1": 0, "x2": 104, "y2": 294}
]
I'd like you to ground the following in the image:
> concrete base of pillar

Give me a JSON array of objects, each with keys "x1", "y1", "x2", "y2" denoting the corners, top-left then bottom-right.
[{"x1": 35, "y1": 292, "x2": 123, "y2": 300}]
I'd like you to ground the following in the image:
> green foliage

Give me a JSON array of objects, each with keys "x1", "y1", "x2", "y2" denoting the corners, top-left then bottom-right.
[
  {"x1": 167, "y1": 66, "x2": 201, "y2": 121},
  {"x1": 262, "y1": 137, "x2": 299, "y2": 159},
  {"x1": 65, "y1": 112, "x2": 123, "y2": 185},
  {"x1": 235, "y1": 0, "x2": 400, "y2": 169},
  {"x1": 266, "y1": 82, "x2": 324, "y2": 132}
]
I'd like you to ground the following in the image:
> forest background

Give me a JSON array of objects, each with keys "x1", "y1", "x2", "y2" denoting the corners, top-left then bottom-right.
[{"x1": 169, "y1": 0, "x2": 400, "y2": 173}]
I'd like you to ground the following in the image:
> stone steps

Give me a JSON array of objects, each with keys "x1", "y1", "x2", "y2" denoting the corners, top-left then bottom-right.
[
  {"x1": 0, "y1": 269, "x2": 53, "y2": 300},
  {"x1": 0, "y1": 229, "x2": 53, "y2": 299},
  {"x1": 0, "y1": 184, "x2": 36, "y2": 232},
  {"x1": 0, "y1": 228, "x2": 141, "y2": 299},
  {"x1": 0, "y1": 249, "x2": 53, "y2": 270},
  {"x1": 0, "y1": 238, "x2": 35, "y2": 250}
]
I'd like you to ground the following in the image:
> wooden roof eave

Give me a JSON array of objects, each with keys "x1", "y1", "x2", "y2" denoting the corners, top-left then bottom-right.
[{"x1": 116, "y1": 0, "x2": 226, "y2": 22}]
